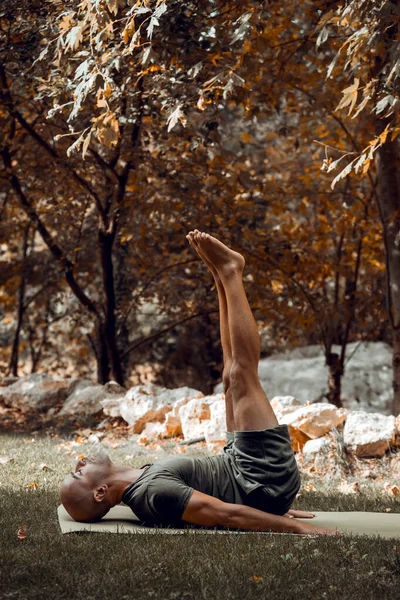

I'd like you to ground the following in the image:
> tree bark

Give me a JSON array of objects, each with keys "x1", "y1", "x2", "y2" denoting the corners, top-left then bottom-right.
[
  {"x1": 375, "y1": 117, "x2": 400, "y2": 415},
  {"x1": 326, "y1": 352, "x2": 343, "y2": 408},
  {"x1": 8, "y1": 224, "x2": 30, "y2": 376},
  {"x1": 98, "y1": 229, "x2": 124, "y2": 385}
]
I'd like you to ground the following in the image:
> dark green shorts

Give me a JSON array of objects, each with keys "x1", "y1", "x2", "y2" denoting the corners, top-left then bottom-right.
[{"x1": 224, "y1": 424, "x2": 301, "y2": 516}]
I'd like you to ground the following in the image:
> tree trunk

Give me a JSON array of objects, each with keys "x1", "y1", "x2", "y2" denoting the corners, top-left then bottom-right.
[
  {"x1": 98, "y1": 229, "x2": 124, "y2": 385},
  {"x1": 95, "y1": 323, "x2": 111, "y2": 384},
  {"x1": 8, "y1": 224, "x2": 30, "y2": 376},
  {"x1": 326, "y1": 352, "x2": 343, "y2": 408},
  {"x1": 375, "y1": 117, "x2": 400, "y2": 415}
]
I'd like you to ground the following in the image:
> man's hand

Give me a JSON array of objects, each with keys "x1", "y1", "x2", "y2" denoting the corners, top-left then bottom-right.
[{"x1": 284, "y1": 509, "x2": 315, "y2": 519}]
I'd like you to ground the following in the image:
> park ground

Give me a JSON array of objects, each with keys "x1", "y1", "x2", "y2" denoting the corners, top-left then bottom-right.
[{"x1": 1, "y1": 430, "x2": 400, "y2": 600}]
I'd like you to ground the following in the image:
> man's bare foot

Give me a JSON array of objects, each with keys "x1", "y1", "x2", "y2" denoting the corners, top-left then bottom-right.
[
  {"x1": 187, "y1": 230, "x2": 245, "y2": 279},
  {"x1": 186, "y1": 231, "x2": 220, "y2": 282}
]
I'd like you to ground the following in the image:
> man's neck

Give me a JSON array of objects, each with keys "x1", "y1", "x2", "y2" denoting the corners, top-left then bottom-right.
[{"x1": 107, "y1": 464, "x2": 147, "y2": 505}]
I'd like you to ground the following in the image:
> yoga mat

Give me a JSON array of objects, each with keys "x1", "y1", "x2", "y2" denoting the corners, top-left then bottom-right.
[{"x1": 58, "y1": 505, "x2": 400, "y2": 539}]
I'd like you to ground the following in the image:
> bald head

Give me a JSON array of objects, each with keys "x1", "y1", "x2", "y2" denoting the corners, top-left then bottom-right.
[{"x1": 60, "y1": 448, "x2": 113, "y2": 523}]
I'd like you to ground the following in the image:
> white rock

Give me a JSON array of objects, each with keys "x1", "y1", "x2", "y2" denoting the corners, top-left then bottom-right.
[
  {"x1": 280, "y1": 402, "x2": 347, "y2": 439},
  {"x1": 302, "y1": 437, "x2": 331, "y2": 457},
  {"x1": 113, "y1": 385, "x2": 203, "y2": 433},
  {"x1": 59, "y1": 382, "x2": 123, "y2": 417},
  {"x1": 270, "y1": 395, "x2": 302, "y2": 419},
  {"x1": 343, "y1": 411, "x2": 396, "y2": 458},
  {"x1": 214, "y1": 342, "x2": 394, "y2": 414},
  {"x1": 204, "y1": 397, "x2": 226, "y2": 452},
  {"x1": 179, "y1": 396, "x2": 215, "y2": 440},
  {"x1": 0, "y1": 374, "x2": 79, "y2": 413}
]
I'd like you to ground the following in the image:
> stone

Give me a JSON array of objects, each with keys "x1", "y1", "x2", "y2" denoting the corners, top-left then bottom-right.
[
  {"x1": 214, "y1": 341, "x2": 394, "y2": 414},
  {"x1": 270, "y1": 395, "x2": 302, "y2": 420},
  {"x1": 343, "y1": 411, "x2": 396, "y2": 458},
  {"x1": 302, "y1": 436, "x2": 331, "y2": 457},
  {"x1": 179, "y1": 396, "x2": 214, "y2": 440},
  {"x1": 0, "y1": 376, "x2": 19, "y2": 387},
  {"x1": 204, "y1": 396, "x2": 226, "y2": 452},
  {"x1": 103, "y1": 381, "x2": 126, "y2": 394},
  {"x1": 0, "y1": 373, "x2": 76, "y2": 413},
  {"x1": 108, "y1": 384, "x2": 203, "y2": 433},
  {"x1": 280, "y1": 402, "x2": 347, "y2": 440},
  {"x1": 59, "y1": 382, "x2": 124, "y2": 417}
]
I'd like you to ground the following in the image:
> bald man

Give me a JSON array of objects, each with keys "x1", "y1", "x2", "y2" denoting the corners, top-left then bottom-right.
[{"x1": 61, "y1": 232, "x2": 342, "y2": 536}]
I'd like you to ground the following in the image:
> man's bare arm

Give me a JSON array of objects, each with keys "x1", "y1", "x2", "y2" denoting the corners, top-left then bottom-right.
[{"x1": 182, "y1": 490, "x2": 341, "y2": 535}]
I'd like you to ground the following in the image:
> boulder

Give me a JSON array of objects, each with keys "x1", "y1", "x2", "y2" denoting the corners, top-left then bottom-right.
[
  {"x1": 270, "y1": 395, "x2": 302, "y2": 420},
  {"x1": 0, "y1": 373, "x2": 78, "y2": 413},
  {"x1": 343, "y1": 411, "x2": 396, "y2": 458},
  {"x1": 106, "y1": 384, "x2": 203, "y2": 433},
  {"x1": 58, "y1": 381, "x2": 121, "y2": 417},
  {"x1": 280, "y1": 402, "x2": 347, "y2": 438},
  {"x1": 302, "y1": 436, "x2": 331, "y2": 458},
  {"x1": 179, "y1": 396, "x2": 215, "y2": 440},
  {"x1": 204, "y1": 396, "x2": 226, "y2": 452},
  {"x1": 214, "y1": 342, "x2": 394, "y2": 414}
]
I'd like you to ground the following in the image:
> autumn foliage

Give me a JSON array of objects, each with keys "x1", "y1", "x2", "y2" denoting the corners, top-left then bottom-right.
[{"x1": 1, "y1": 1, "x2": 399, "y2": 412}]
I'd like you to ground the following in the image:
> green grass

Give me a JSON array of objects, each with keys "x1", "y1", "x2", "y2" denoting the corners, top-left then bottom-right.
[{"x1": 1, "y1": 432, "x2": 400, "y2": 600}]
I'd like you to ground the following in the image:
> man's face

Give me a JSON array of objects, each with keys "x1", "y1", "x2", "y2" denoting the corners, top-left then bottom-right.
[
  {"x1": 67, "y1": 448, "x2": 112, "y2": 489},
  {"x1": 60, "y1": 448, "x2": 113, "y2": 522}
]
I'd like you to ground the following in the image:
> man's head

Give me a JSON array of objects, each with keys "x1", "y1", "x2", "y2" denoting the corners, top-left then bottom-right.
[{"x1": 60, "y1": 447, "x2": 114, "y2": 523}]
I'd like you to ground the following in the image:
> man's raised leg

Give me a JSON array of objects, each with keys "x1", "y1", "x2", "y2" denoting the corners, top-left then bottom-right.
[
  {"x1": 187, "y1": 231, "x2": 236, "y2": 432},
  {"x1": 193, "y1": 231, "x2": 279, "y2": 432}
]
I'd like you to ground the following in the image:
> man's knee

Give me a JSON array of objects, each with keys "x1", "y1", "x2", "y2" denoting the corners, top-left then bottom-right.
[
  {"x1": 222, "y1": 364, "x2": 232, "y2": 393},
  {"x1": 229, "y1": 359, "x2": 257, "y2": 396}
]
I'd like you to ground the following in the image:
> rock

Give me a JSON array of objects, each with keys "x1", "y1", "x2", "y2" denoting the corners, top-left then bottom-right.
[
  {"x1": 0, "y1": 376, "x2": 19, "y2": 387},
  {"x1": 109, "y1": 384, "x2": 203, "y2": 433},
  {"x1": 0, "y1": 373, "x2": 75, "y2": 413},
  {"x1": 270, "y1": 395, "x2": 302, "y2": 420},
  {"x1": 59, "y1": 382, "x2": 124, "y2": 417},
  {"x1": 302, "y1": 436, "x2": 331, "y2": 457},
  {"x1": 214, "y1": 342, "x2": 394, "y2": 414},
  {"x1": 179, "y1": 396, "x2": 215, "y2": 440},
  {"x1": 103, "y1": 381, "x2": 126, "y2": 394},
  {"x1": 343, "y1": 411, "x2": 396, "y2": 458},
  {"x1": 280, "y1": 402, "x2": 347, "y2": 439},
  {"x1": 204, "y1": 396, "x2": 226, "y2": 452}
]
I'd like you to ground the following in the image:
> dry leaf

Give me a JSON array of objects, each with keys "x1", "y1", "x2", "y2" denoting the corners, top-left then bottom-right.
[
  {"x1": 17, "y1": 525, "x2": 27, "y2": 541},
  {"x1": 249, "y1": 576, "x2": 263, "y2": 582},
  {"x1": 338, "y1": 481, "x2": 360, "y2": 494},
  {"x1": 27, "y1": 482, "x2": 39, "y2": 489},
  {"x1": 384, "y1": 483, "x2": 400, "y2": 496}
]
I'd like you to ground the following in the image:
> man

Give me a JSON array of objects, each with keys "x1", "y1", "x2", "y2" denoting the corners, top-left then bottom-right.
[{"x1": 61, "y1": 231, "x2": 342, "y2": 536}]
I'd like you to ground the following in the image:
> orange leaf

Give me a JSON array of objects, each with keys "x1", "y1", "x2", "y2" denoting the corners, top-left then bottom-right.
[
  {"x1": 27, "y1": 482, "x2": 39, "y2": 489},
  {"x1": 17, "y1": 525, "x2": 27, "y2": 541}
]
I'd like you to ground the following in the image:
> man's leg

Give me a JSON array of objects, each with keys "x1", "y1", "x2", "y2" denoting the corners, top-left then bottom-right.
[
  {"x1": 187, "y1": 231, "x2": 235, "y2": 432},
  {"x1": 192, "y1": 231, "x2": 279, "y2": 431}
]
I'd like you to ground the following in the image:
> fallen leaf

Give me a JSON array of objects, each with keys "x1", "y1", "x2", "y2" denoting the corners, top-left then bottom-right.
[
  {"x1": 384, "y1": 483, "x2": 400, "y2": 496},
  {"x1": 17, "y1": 525, "x2": 27, "y2": 541},
  {"x1": 338, "y1": 481, "x2": 360, "y2": 494},
  {"x1": 27, "y1": 482, "x2": 39, "y2": 489},
  {"x1": 249, "y1": 576, "x2": 263, "y2": 582}
]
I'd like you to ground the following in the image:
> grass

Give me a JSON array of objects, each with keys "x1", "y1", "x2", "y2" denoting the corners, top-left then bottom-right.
[{"x1": 1, "y1": 432, "x2": 400, "y2": 600}]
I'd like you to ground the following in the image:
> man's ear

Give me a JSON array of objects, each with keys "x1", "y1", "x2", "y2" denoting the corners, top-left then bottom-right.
[{"x1": 93, "y1": 484, "x2": 108, "y2": 503}]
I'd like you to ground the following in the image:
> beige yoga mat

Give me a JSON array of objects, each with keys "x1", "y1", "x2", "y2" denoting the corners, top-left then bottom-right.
[{"x1": 58, "y1": 505, "x2": 400, "y2": 539}]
